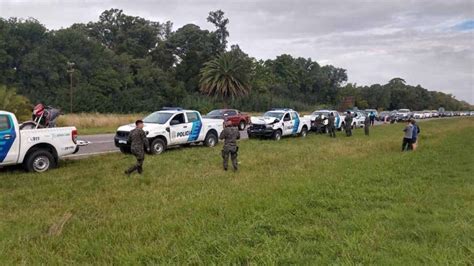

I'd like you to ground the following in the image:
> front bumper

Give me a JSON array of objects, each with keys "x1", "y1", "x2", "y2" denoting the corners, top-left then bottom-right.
[
  {"x1": 247, "y1": 127, "x2": 274, "y2": 137},
  {"x1": 114, "y1": 135, "x2": 130, "y2": 148}
]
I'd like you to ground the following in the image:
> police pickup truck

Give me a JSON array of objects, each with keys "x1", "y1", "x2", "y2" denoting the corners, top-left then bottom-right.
[
  {"x1": 0, "y1": 111, "x2": 85, "y2": 172},
  {"x1": 115, "y1": 108, "x2": 224, "y2": 155},
  {"x1": 247, "y1": 109, "x2": 311, "y2": 140}
]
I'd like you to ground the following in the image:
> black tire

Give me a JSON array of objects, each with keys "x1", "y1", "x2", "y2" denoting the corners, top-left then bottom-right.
[
  {"x1": 300, "y1": 126, "x2": 308, "y2": 137},
  {"x1": 204, "y1": 132, "x2": 218, "y2": 147},
  {"x1": 150, "y1": 138, "x2": 166, "y2": 155},
  {"x1": 272, "y1": 130, "x2": 282, "y2": 141},
  {"x1": 119, "y1": 147, "x2": 131, "y2": 154},
  {"x1": 20, "y1": 121, "x2": 42, "y2": 130},
  {"x1": 238, "y1": 121, "x2": 246, "y2": 131},
  {"x1": 24, "y1": 149, "x2": 56, "y2": 173}
]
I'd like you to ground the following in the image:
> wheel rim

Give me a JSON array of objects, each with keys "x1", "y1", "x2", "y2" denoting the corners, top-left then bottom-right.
[
  {"x1": 240, "y1": 122, "x2": 245, "y2": 130},
  {"x1": 33, "y1": 156, "x2": 50, "y2": 172},
  {"x1": 208, "y1": 137, "x2": 216, "y2": 147},
  {"x1": 302, "y1": 130, "x2": 307, "y2": 137},
  {"x1": 276, "y1": 133, "x2": 281, "y2": 140},
  {"x1": 154, "y1": 143, "x2": 163, "y2": 154}
]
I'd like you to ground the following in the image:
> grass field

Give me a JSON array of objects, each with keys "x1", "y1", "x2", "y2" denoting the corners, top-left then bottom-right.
[
  {"x1": 58, "y1": 113, "x2": 142, "y2": 135},
  {"x1": 1, "y1": 118, "x2": 473, "y2": 264}
]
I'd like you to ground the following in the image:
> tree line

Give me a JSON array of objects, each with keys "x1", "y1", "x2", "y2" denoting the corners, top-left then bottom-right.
[{"x1": 0, "y1": 9, "x2": 471, "y2": 114}]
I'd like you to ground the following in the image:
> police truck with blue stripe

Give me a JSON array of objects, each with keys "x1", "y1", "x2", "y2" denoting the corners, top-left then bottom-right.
[
  {"x1": 114, "y1": 108, "x2": 224, "y2": 155},
  {"x1": 247, "y1": 109, "x2": 311, "y2": 140}
]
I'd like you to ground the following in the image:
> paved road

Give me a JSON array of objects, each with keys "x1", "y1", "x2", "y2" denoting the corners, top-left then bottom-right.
[{"x1": 67, "y1": 130, "x2": 250, "y2": 159}]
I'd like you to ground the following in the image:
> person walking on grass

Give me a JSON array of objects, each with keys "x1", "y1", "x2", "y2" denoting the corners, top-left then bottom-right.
[
  {"x1": 411, "y1": 119, "x2": 420, "y2": 150},
  {"x1": 364, "y1": 115, "x2": 370, "y2": 136},
  {"x1": 328, "y1": 112, "x2": 336, "y2": 138},
  {"x1": 369, "y1": 111, "x2": 376, "y2": 126},
  {"x1": 125, "y1": 120, "x2": 149, "y2": 176},
  {"x1": 219, "y1": 119, "x2": 240, "y2": 171},
  {"x1": 402, "y1": 120, "x2": 414, "y2": 151},
  {"x1": 344, "y1": 111, "x2": 353, "y2": 137}
]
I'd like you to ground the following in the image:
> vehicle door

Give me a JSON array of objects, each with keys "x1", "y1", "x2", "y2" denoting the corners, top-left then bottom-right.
[
  {"x1": 290, "y1": 111, "x2": 301, "y2": 134},
  {"x1": 0, "y1": 114, "x2": 20, "y2": 164},
  {"x1": 281, "y1": 112, "x2": 293, "y2": 136},
  {"x1": 334, "y1": 112, "x2": 341, "y2": 128},
  {"x1": 168, "y1": 113, "x2": 189, "y2": 144},
  {"x1": 185, "y1": 111, "x2": 203, "y2": 142}
]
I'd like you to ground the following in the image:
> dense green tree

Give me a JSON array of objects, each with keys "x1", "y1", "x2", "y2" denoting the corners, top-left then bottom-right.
[{"x1": 0, "y1": 85, "x2": 31, "y2": 120}]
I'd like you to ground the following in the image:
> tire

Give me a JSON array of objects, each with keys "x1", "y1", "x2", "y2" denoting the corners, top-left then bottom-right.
[
  {"x1": 119, "y1": 147, "x2": 131, "y2": 154},
  {"x1": 24, "y1": 149, "x2": 56, "y2": 173},
  {"x1": 238, "y1": 121, "x2": 246, "y2": 131},
  {"x1": 20, "y1": 121, "x2": 42, "y2": 130},
  {"x1": 300, "y1": 127, "x2": 308, "y2": 137},
  {"x1": 272, "y1": 130, "x2": 282, "y2": 141},
  {"x1": 204, "y1": 132, "x2": 218, "y2": 147},
  {"x1": 150, "y1": 138, "x2": 166, "y2": 155}
]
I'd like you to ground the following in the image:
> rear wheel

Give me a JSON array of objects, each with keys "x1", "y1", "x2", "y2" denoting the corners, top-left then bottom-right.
[
  {"x1": 204, "y1": 132, "x2": 218, "y2": 147},
  {"x1": 150, "y1": 138, "x2": 166, "y2": 155},
  {"x1": 272, "y1": 130, "x2": 282, "y2": 141},
  {"x1": 300, "y1": 127, "x2": 308, "y2": 137},
  {"x1": 238, "y1": 121, "x2": 246, "y2": 131},
  {"x1": 25, "y1": 149, "x2": 56, "y2": 173}
]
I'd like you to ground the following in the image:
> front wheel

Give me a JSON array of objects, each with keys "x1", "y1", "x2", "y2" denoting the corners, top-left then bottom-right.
[
  {"x1": 272, "y1": 130, "x2": 282, "y2": 141},
  {"x1": 119, "y1": 147, "x2": 131, "y2": 154},
  {"x1": 204, "y1": 132, "x2": 218, "y2": 147},
  {"x1": 150, "y1": 138, "x2": 166, "y2": 155},
  {"x1": 300, "y1": 127, "x2": 308, "y2": 137},
  {"x1": 238, "y1": 121, "x2": 246, "y2": 131},
  {"x1": 25, "y1": 149, "x2": 56, "y2": 173}
]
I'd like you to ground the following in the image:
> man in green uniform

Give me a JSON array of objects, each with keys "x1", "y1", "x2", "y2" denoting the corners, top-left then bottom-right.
[
  {"x1": 364, "y1": 115, "x2": 370, "y2": 136},
  {"x1": 327, "y1": 112, "x2": 336, "y2": 138},
  {"x1": 219, "y1": 120, "x2": 240, "y2": 171},
  {"x1": 125, "y1": 120, "x2": 149, "y2": 176},
  {"x1": 344, "y1": 111, "x2": 353, "y2": 137}
]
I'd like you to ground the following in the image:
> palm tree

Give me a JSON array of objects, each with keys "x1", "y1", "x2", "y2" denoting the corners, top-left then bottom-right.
[{"x1": 199, "y1": 52, "x2": 251, "y2": 106}]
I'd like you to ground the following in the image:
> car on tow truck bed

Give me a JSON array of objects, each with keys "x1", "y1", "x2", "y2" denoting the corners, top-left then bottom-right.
[{"x1": 115, "y1": 108, "x2": 224, "y2": 155}]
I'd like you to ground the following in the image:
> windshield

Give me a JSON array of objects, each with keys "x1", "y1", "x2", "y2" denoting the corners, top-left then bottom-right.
[
  {"x1": 312, "y1": 111, "x2": 329, "y2": 117},
  {"x1": 143, "y1": 112, "x2": 174, "y2": 124},
  {"x1": 206, "y1": 110, "x2": 223, "y2": 116},
  {"x1": 263, "y1": 111, "x2": 284, "y2": 119}
]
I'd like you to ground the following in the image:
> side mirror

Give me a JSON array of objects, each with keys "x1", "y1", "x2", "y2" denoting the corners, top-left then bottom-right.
[{"x1": 170, "y1": 120, "x2": 180, "y2": 126}]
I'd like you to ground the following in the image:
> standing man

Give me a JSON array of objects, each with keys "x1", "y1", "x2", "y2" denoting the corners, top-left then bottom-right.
[
  {"x1": 402, "y1": 120, "x2": 414, "y2": 151},
  {"x1": 328, "y1": 112, "x2": 336, "y2": 138},
  {"x1": 219, "y1": 120, "x2": 240, "y2": 171},
  {"x1": 411, "y1": 119, "x2": 420, "y2": 150},
  {"x1": 369, "y1": 111, "x2": 376, "y2": 126},
  {"x1": 344, "y1": 111, "x2": 353, "y2": 137},
  {"x1": 364, "y1": 115, "x2": 370, "y2": 136},
  {"x1": 125, "y1": 120, "x2": 149, "y2": 176}
]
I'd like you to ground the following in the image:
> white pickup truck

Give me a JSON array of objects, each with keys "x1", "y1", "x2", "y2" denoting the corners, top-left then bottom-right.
[
  {"x1": 247, "y1": 109, "x2": 311, "y2": 140},
  {"x1": 0, "y1": 111, "x2": 85, "y2": 172},
  {"x1": 114, "y1": 108, "x2": 224, "y2": 155}
]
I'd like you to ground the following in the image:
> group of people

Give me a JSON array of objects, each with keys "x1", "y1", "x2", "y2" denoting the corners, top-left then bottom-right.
[
  {"x1": 402, "y1": 119, "x2": 421, "y2": 151},
  {"x1": 124, "y1": 111, "x2": 419, "y2": 176}
]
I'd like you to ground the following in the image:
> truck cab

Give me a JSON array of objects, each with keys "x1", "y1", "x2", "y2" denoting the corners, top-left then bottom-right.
[{"x1": 115, "y1": 108, "x2": 224, "y2": 155}]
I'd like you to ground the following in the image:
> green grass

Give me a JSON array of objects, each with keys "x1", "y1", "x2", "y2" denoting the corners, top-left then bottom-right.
[{"x1": 1, "y1": 118, "x2": 473, "y2": 264}]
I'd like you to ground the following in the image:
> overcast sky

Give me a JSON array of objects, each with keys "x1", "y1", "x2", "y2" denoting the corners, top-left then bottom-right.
[{"x1": 1, "y1": 0, "x2": 473, "y2": 104}]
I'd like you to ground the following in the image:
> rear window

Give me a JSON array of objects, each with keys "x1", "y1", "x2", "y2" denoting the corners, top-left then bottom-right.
[{"x1": 0, "y1": 115, "x2": 11, "y2": 131}]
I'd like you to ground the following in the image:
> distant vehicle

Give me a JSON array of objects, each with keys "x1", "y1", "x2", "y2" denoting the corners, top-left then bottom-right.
[
  {"x1": 306, "y1": 110, "x2": 343, "y2": 132},
  {"x1": 340, "y1": 111, "x2": 366, "y2": 128},
  {"x1": 365, "y1": 109, "x2": 379, "y2": 120},
  {"x1": 413, "y1": 112, "x2": 424, "y2": 119},
  {"x1": 115, "y1": 108, "x2": 224, "y2": 155},
  {"x1": 0, "y1": 111, "x2": 87, "y2": 172},
  {"x1": 391, "y1": 109, "x2": 412, "y2": 122},
  {"x1": 204, "y1": 109, "x2": 250, "y2": 130},
  {"x1": 378, "y1": 111, "x2": 392, "y2": 122},
  {"x1": 422, "y1": 110, "x2": 432, "y2": 119},
  {"x1": 431, "y1": 110, "x2": 439, "y2": 118},
  {"x1": 247, "y1": 109, "x2": 311, "y2": 140}
]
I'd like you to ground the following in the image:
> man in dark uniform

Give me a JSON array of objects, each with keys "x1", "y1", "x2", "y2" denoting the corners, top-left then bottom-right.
[
  {"x1": 327, "y1": 112, "x2": 336, "y2": 138},
  {"x1": 344, "y1": 111, "x2": 353, "y2": 137},
  {"x1": 364, "y1": 115, "x2": 370, "y2": 136},
  {"x1": 219, "y1": 120, "x2": 240, "y2": 171},
  {"x1": 125, "y1": 120, "x2": 149, "y2": 176}
]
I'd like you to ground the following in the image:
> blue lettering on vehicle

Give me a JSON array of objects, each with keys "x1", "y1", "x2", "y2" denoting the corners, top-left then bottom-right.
[
  {"x1": 188, "y1": 118, "x2": 202, "y2": 141},
  {"x1": 177, "y1": 131, "x2": 191, "y2": 137},
  {"x1": 0, "y1": 115, "x2": 17, "y2": 163}
]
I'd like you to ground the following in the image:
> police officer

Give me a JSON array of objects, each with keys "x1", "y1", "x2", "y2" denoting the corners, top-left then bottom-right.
[
  {"x1": 219, "y1": 120, "x2": 240, "y2": 171},
  {"x1": 344, "y1": 111, "x2": 353, "y2": 137},
  {"x1": 364, "y1": 115, "x2": 370, "y2": 136},
  {"x1": 327, "y1": 112, "x2": 336, "y2": 138},
  {"x1": 125, "y1": 120, "x2": 149, "y2": 176}
]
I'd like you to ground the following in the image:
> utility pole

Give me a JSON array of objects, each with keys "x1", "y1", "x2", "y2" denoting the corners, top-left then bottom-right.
[{"x1": 67, "y1": 62, "x2": 75, "y2": 113}]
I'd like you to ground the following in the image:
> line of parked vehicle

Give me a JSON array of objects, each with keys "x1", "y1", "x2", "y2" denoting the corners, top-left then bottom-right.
[{"x1": 376, "y1": 109, "x2": 474, "y2": 123}]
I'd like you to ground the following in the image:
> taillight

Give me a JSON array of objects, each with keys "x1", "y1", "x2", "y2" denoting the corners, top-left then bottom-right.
[{"x1": 72, "y1": 129, "x2": 78, "y2": 144}]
